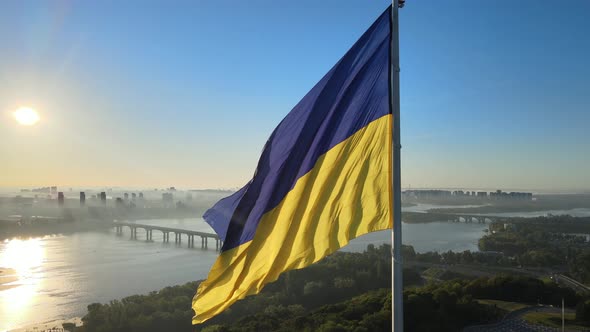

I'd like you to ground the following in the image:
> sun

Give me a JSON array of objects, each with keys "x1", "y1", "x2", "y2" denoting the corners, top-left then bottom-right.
[{"x1": 13, "y1": 107, "x2": 40, "y2": 126}]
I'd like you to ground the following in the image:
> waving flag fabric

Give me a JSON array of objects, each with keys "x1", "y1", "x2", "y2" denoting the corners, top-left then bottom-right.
[{"x1": 193, "y1": 7, "x2": 393, "y2": 324}]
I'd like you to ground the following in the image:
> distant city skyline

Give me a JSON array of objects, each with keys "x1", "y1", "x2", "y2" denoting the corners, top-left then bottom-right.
[
  {"x1": 2, "y1": 1, "x2": 589, "y2": 191},
  {"x1": 2, "y1": 186, "x2": 587, "y2": 196}
]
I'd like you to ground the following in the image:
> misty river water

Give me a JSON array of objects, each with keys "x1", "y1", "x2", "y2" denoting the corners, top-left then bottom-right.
[{"x1": 2, "y1": 205, "x2": 590, "y2": 331}]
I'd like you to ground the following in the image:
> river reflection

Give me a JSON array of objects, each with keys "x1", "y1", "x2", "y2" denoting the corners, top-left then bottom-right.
[
  {"x1": 0, "y1": 229, "x2": 220, "y2": 331},
  {"x1": 0, "y1": 238, "x2": 45, "y2": 331}
]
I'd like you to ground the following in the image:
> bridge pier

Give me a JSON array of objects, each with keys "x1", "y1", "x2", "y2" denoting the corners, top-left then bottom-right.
[{"x1": 112, "y1": 222, "x2": 220, "y2": 250}]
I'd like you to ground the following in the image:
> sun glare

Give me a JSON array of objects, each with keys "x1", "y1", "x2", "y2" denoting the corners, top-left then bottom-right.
[
  {"x1": 0, "y1": 238, "x2": 45, "y2": 329},
  {"x1": 13, "y1": 107, "x2": 40, "y2": 126}
]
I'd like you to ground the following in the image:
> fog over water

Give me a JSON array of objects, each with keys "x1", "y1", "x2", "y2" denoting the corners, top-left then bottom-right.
[{"x1": 2, "y1": 204, "x2": 590, "y2": 331}]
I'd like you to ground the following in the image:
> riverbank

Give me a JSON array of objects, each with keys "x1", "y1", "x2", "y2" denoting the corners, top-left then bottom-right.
[
  {"x1": 407, "y1": 194, "x2": 590, "y2": 214},
  {"x1": 402, "y1": 211, "x2": 471, "y2": 223},
  {"x1": 7, "y1": 317, "x2": 82, "y2": 332},
  {"x1": 0, "y1": 221, "x2": 112, "y2": 241}
]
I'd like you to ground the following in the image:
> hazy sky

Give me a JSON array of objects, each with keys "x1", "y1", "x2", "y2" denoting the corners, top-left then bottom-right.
[{"x1": 1, "y1": 0, "x2": 589, "y2": 191}]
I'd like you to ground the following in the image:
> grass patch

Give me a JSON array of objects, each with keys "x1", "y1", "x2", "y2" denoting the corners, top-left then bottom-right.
[
  {"x1": 523, "y1": 311, "x2": 589, "y2": 330},
  {"x1": 539, "y1": 275, "x2": 554, "y2": 284},
  {"x1": 477, "y1": 299, "x2": 529, "y2": 313},
  {"x1": 422, "y1": 267, "x2": 443, "y2": 279},
  {"x1": 422, "y1": 267, "x2": 470, "y2": 282}
]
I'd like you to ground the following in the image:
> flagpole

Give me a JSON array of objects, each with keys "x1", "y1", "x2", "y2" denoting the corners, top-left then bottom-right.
[{"x1": 390, "y1": 0, "x2": 403, "y2": 331}]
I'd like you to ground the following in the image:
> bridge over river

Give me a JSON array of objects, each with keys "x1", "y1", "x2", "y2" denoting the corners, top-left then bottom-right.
[{"x1": 111, "y1": 221, "x2": 222, "y2": 250}]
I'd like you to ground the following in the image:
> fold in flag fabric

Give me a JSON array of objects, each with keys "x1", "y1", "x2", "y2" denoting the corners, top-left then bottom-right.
[{"x1": 192, "y1": 7, "x2": 393, "y2": 324}]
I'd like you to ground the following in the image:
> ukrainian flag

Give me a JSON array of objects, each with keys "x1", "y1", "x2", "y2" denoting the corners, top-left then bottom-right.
[{"x1": 193, "y1": 7, "x2": 393, "y2": 324}]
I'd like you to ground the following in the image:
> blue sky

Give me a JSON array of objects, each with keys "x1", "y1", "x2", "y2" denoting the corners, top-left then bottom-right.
[{"x1": 1, "y1": 0, "x2": 589, "y2": 191}]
